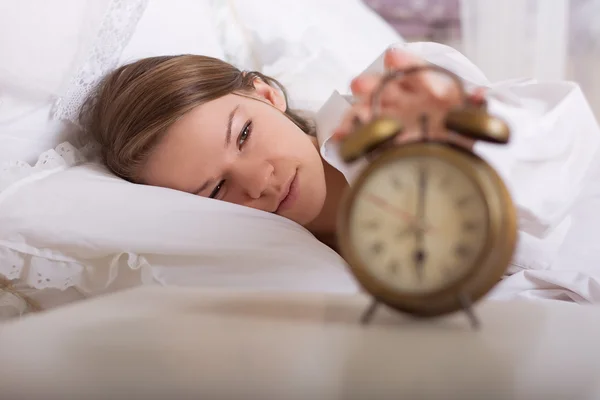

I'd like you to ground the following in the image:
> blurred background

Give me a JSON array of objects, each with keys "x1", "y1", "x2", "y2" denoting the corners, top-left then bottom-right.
[{"x1": 364, "y1": 0, "x2": 600, "y2": 118}]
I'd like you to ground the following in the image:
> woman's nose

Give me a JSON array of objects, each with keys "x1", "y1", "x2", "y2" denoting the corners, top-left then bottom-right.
[{"x1": 230, "y1": 159, "x2": 274, "y2": 199}]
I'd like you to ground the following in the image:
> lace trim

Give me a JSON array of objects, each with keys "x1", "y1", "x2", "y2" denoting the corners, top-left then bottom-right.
[
  {"x1": 0, "y1": 142, "x2": 88, "y2": 202},
  {"x1": 0, "y1": 243, "x2": 161, "y2": 296},
  {"x1": 0, "y1": 137, "x2": 148, "y2": 318},
  {"x1": 51, "y1": 0, "x2": 149, "y2": 123}
]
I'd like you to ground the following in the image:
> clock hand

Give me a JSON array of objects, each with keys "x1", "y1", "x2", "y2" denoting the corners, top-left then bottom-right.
[
  {"x1": 417, "y1": 163, "x2": 428, "y2": 224},
  {"x1": 414, "y1": 163, "x2": 428, "y2": 281},
  {"x1": 365, "y1": 193, "x2": 416, "y2": 224},
  {"x1": 413, "y1": 248, "x2": 425, "y2": 281}
]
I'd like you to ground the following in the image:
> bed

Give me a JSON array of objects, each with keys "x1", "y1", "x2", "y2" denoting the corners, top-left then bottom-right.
[
  {"x1": 1, "y1": 0, "x2": 600, "y2": 320},
  {"x1": 3, "y1": 1, "x2": 600, "y2": 397}
]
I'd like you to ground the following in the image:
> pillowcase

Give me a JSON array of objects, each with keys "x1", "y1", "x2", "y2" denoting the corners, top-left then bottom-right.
[
  {"x1": 0, "y1": 0, "x2": 226, "y2": 165},
  {"x1": 0, "y1": 0, "x2": 114, "y2": 99},
  {"x1": 0, "y1": 0, "x2": 148, "y2": 164},
  {"x1": 0, "y1": 0, "x2": 229, "y2": 217},
  {"x1": 55, "y1": 0, "x2": 227, "y2": 124},
  {"x1": 0, "y1": 163, "x2": 358, "y2": 317}
]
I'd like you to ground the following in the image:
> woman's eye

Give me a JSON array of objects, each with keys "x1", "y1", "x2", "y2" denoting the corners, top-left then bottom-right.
[
  {"x1": 209, "y1": 180, "x2": 225, "y2": 199},
  {"x1": 237, "y1": 120, "x2": 253, "y2": 149}
]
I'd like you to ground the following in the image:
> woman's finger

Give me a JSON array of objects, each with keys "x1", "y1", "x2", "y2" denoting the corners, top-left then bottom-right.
[
  {"x1": 332, "y1": 103, "x2": 373, "y2": 141},
  {"x1": 386, "y1": 48, "x2": 465, "y2": 103},
  {"x1": 351, "y1": 73, "x2": 418, "y2": 111},
  {"x1": 353, "y1": 49, "x2": 462, "y2": 105},
  {"x1": 351, "y1": 48, "x2": 428, "y2": 98},
  {"x1": 350, "y1": 74, "x2": 382, "y2": 98},
  {"x1": 384, "y1": 47, "x2": 426, "y2": 71},
  {"x1": 349, "y1": 49, "x2": 429, "y2": 101},
  {"x1": 467, "y1": 87, "x2": 488, "y2": 107}
]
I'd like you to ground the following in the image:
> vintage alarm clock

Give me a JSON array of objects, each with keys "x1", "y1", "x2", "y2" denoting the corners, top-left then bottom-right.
[{"x1": 337, "y1": 65, "x2": 517, "y2": 328}]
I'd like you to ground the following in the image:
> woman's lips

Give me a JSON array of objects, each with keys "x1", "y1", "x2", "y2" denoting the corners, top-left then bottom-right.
[{"x1": 276, "y1": 170, "x2": 299, "y2": 214}]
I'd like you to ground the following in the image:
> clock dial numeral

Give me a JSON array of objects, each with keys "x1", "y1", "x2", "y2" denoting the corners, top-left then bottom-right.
[
  {"x1": 363, "y1": 220, "x2": 380, "y2": 230},
  {"x1": 413, "y1": 249, "x2": 426, "y2": 282},
  {"x1": 390, "y1": 175, "x2": 403, "y2": 190},
  {"x1": 456, "y1": 195, "x2": 473, "y2": 208},
  {"x1": 413, "y1": 249, "x2": 426, "y2": 263},
  {"x1": 388, "y1": 259, "x2": 400, "y2": 274},
  {"x1": 462, "y1": 221, "x2": 479, "y2": 232},
  {"x1": 371, "y1": 241, "x2": 384, "y2": 255},
  {"x1": 455, "y1": 244, "x2": 471, "y2": 259}
]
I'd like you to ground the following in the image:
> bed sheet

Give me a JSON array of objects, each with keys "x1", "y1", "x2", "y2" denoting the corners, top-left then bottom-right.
[
  {"x1": 489, "y1": 148, "x2": 600, "y2": 304},
  {"x1": 2, "y1": 1, "x2": 600, "y2": 315},
  {"x1": 491, "y1": 270, "x2": 600, "y2": 303}
]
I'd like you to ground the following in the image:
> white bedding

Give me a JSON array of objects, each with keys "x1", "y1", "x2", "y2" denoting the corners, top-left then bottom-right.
[
  {"x1": 490, "y1": 149, "x2": 600, "y2": 303},
  {"x1": 2, "y1": 0, "x2": 600, "y2": 317}
]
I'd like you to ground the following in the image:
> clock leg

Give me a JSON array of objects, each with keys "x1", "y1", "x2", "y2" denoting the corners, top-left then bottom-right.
[
  {"x1": 458, "y1": 292, "x2": 481, "y2": 330},
  {"x1": 360, "y1": 298, "x2": 380, "y2": 325}
]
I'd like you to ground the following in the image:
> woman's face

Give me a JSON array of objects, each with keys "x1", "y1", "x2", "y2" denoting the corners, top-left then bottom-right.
[{"x1": 142, "y1": 81, "x2": 327, "y2": 226}]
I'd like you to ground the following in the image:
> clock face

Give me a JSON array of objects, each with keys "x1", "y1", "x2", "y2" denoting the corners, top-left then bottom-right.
[{"x1": 348, "y1": 155, "x2": 490, "y2": 294}]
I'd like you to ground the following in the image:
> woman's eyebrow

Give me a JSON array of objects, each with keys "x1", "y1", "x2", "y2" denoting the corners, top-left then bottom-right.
[
  {"x1": 191, "y1": 104, "x2": 241, "y2": 195},
  {"x1": 225, "y1": 104, "x2": 240, "y2": 148}
]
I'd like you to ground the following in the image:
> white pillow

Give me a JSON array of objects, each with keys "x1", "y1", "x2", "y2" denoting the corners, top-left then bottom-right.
[
  {"x1": 0, "y1": 0, "x2": 148, "y2": 164},
  {"x1": 0, "y1": 163, "x2": 358, "y2": 317},
  {"x1": 0, "y1": 0, "x2": 113, "y2": 99},
  {"x1": 0, "y1": 0, "x2": 226, "y2": 165},
  {"x1": 55, "y1": 0, "x2": 226, "y2": 124},
  {"x1": 0, "y1": 0, "x2": 228, "y2": 209}
]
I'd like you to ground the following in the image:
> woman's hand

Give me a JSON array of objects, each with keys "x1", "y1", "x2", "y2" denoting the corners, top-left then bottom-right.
[{"x1": 333, "y1": 48, "x2": 486, "y2": 150}]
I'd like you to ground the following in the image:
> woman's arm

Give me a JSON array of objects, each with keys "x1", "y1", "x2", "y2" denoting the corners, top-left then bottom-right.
[{"x1": 332, "y1": 43, "x2": 600, "y2": 270}]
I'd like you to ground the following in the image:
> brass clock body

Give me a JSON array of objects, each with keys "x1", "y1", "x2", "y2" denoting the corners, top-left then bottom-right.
[
  {"x1": 336, "y1": 64, "x2": 518, "y2": 318},
  {"x1": 337, "y1": 141, "x2": 517, "y2": 317}
]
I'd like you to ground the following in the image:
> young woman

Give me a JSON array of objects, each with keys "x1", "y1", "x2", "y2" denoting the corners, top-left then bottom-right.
[{"x1": 80, "y1": 42, "x2": 599, "y2": 259}]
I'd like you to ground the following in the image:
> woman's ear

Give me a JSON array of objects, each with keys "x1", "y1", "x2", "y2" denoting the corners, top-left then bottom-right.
[{"x1": 252, "y1": 78, "x2": 287, "y2": 112}]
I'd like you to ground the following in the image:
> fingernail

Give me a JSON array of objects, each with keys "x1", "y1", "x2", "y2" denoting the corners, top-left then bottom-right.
[{"x1": 334, "y1": 130, "x2": 350, "y2": 141}]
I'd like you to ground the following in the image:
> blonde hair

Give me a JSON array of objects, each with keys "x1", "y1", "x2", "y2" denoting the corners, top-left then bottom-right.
[{"x1": 79, "y1": 55, "x2": 314, "y2": 182}]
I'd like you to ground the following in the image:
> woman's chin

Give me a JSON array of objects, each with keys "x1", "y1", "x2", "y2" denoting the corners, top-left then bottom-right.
[{"x1": 284, "y1": 206, "x2": 323, "y2": 227}]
